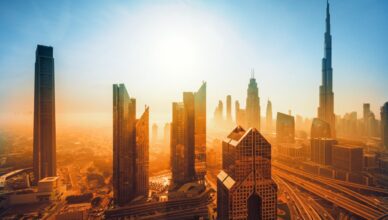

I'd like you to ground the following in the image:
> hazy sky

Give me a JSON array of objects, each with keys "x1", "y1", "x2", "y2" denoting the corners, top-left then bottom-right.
[{"x1": 0, "y1": 0, "x2": 387, "y2": 125}]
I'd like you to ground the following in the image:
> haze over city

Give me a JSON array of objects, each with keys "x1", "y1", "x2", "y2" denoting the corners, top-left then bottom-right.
[
  {"x1": 1, "y1": 0, "x2": 387, "y2": 127},
  {"x1": 0, "y1": 1, "x2": 388, "y2": 220}
]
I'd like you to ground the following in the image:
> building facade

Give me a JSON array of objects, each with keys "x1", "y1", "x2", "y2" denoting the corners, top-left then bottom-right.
[
  {"x1": 226, "y1": 95, "x2": 232, "y2": 122},
  {"x1": 113, "y1": 84, "x2": 149, "y2": 205},
  {"x1": 310, "y1": 138, "x2": 336, "y2": 166},
  {"x1": 317, "y1": 1, "x2": 336, "y2": 138},
  {"x1": 276, "y1": 112, "x2": 295, "y2": 143},
  {"x1": 171, "y1": 82, "x2": 207, "y2": 184},
  {"x1": 217, "y1": 127, "x2": 277, "y2": 220},
  {"x1": 246, "y1": 73, "x2": 261, "y2": 131},
  {"x1": 33, "y1": 45, "x2": 57, "y2": 183},
  {"x1": 381, "y1": 102, "x2": 388, "y2": 150},
  {"x1": 266, "y1": 100, "x2": 272, "y2": 132}
]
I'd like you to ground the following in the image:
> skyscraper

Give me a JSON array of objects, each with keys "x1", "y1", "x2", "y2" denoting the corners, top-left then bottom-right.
[
  {"x1": 276, "y1": 112, "x2": 295, "y2": 143},
  {"x1": 317, "y1": 1, "x2": 335, "y2": 138},
  {"x1": 113, "y1": 84, "x2": 149, "y2": 205},
  {"x1": 246, "y1": 71, "x2": 261, "y2": 131},
  {"x1": 33, "y1": 45, "x2": 56, "y2": 183},
  {"x1": 194, "y1": 83, "x2": 207, "y2": 181},
  {"x1": 381, "y1": 102, "x2": 388, "y2": 150},
  {"x1": 214, "y1": 100, "x2": 223, "y2": 124},
  {"x1": 266, "y1": 100, "x2": 272, "y2": 132},
  {"x1": 163, "y1": 123, "x2": 171, "y2": 146},
  {"x1": 152, "y1": 123, "x2": 158, "y2": 144},
  {"x1": 226, "y1": 95, "x2": 232, "y2": 122},
  {"x1": 217, "y1": 127, "x2": 277, "y2": 219},
  {"x1": 363, "y1": 103, "x2": 371, "y2": 136},
  {"x1": 171, "y1": 82, "x2": 206, "y2": 184}
]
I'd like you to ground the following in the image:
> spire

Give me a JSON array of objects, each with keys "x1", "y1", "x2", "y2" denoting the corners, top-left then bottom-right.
[
  {"x1": 250, "y1": 68, "x2": 255, "y2": 79},
  {"x1": 326, "y1": 0, "x2": 330, "y2": 34}
]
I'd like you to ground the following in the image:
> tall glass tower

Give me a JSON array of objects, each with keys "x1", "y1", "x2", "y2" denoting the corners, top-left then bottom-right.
[
  {"x1": 318, "y1": 1, "x2": 336, "y2": 137},
  {"x1": 33, "y1": 45, "x2": 56, "y2": 183}
]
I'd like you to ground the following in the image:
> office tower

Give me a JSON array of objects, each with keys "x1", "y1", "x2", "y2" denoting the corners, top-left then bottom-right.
[
  {"x1": 217, "y1": 127, "x2": 277, "y2": 219},
  {"x1": 332, "y1": 145, "x2": 363, "y2": 173},
  {"x1": 246, "y1": 72, "x2": 261, "y2": 130},
  {"x1": 310, "y1": 138, "x2": 335, "y2": 165},
  {"x1": 214, "y1": 100, "x2": 223, "y2": 124},
  {"x1": 152, "y1": 123, "x2": 158, "y2": 143},
  {"x1": 226, "y1": 95, "x2": 232, "y2": 122},
  {"x1": 382, "y1": 102, "x2": 388, "y2": 150},
  {"x1": 363, "y1": 103, "x2": 371, "y2": 136},
  {"x1": 317, "y1": 1, "x2": 335, "y2": 137},
  {"x1": 171, "y1": 83, "x2": 206, "y2": 184},
  {"x1": 33, "y1": 45, "x2": 56, "y2": 183},
  {"x1": 194, "y1": 83, "x2": 207, "y2": 181},
  {"x1": 135, "y1": 108, "x2": 149, "y2": 196},
  {"x1": 113, "y1": 84, "x2": 149, "y2": 205},
  {"x1": 276, "y1": 112, "x2": 295, "y2": 143},
  {"x1": 266, "y1": 100, "x2": 272, "y2": 132},
  {"x1": 163, "y1": 123, "x2": 171, "y2": 146},
  {"x1": 235, "y1": 100, "x2": 246, "y2": 128},
  {"x1": 311, "y1": 118, "x2": 331, "y2": 139}
]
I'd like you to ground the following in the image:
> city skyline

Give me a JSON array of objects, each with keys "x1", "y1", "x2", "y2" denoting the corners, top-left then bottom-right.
[{"x1": 1, "y1": 0, "x2": 388, "y2": 127}]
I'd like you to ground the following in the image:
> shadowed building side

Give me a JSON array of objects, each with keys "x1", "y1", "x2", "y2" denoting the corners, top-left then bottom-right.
[{"x1": 33, "y1": 45, "x2": 56, "y2": 184}]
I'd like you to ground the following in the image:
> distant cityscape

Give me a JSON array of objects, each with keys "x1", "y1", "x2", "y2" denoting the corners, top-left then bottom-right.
[{"x1": 1, "y1": 1, "x2": 388, "y2": 220}]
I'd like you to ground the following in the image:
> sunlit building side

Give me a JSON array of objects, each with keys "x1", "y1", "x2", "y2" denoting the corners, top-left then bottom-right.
[
  {"x1": 135, "y1": 107, "x2": 149, "y2": 197},
  {"x1": 276, "y1": 112, "x2": 295, "y2": 143},
  {"x1": 194, "y1": 82, "x2": 207, "y2": 181},
  {"x1": 381, "y1": 102, "x2": 388, "y2": 150},
  {"x1": 246, "y1": 73, "x2": 261, "y2": 131}
]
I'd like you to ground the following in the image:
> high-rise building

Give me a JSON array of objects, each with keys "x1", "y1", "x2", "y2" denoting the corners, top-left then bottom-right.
[
  {"x1": 113, "y1": 84, "x2": 149, "y2": 205},
  {"x1": 163, "y1": 123, "x2": 171, "y2": 146},
  {"x1": 276, "y1": 112, "x2": 295, "y2": 143},
  {"x1": 266, "y1": 100, "x2": 272, "y2": 132},
  {"x1": 363, "y1": 103, "x2": 371, "y2": 136},
  {"x1": 310, "y1": 138, "x2": 336, "y2": 166},
  {"x1": 381, "y1": 102, "x2": 388, "y2": 150},
  {"x1": 246, "y1": 72, "x2": 261, "y2": 130},
  {"x1": 135, "y1": 108, "x2": 149, "y2": 197},
  {"x1": 217, "y1": 127, "x2": 277, "y2": 219},
  {"x1": 194, "y1": 83, "x2": 207, "y2": 181},
  {"x1": 33, "y1": 45, "x2": 56, "y2": 183},
  {"x1": 226, "y1": 95, "x2": 232, "y2": 122},
  {"x1": 152, "y1": 123, "x2": 158, "y2": 144},
  {"x1": 317, "y1": 1, "x2": 335, "y2": 138},
  {"x1": 311, "y1": 118, "x2": 331, "y2": 139},
  {"x1": 171, "y1": 83, "x2": 206, "y2": 184},
  {"x1": 332, "y1": 144, "x2": 363, "y2": 173},
  {"x1": 235, "y1": 100, "x2": 246, "y2": 128},
  {"x1": 214, "y1": 100, "x2": 223, "y2": 124}
]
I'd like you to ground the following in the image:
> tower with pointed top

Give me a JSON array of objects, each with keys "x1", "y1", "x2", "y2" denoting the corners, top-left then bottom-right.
[
  {"x1": 318, "y1": 1, "x2": 335, "y2": 137},
  {"x1": 246, "y1": 70, "x2": 261, "y2": 131}
]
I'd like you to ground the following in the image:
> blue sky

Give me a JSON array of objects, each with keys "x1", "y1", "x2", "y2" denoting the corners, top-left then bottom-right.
[{"x1": 0, "y1": 0, "x2": 387, "y2": 124}]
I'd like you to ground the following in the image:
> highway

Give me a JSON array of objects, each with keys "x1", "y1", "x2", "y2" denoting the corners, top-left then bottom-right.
[
  {"x1": 273, "y1": 175, "x2": 319, "y2": 220},
  {"x1": 274, "y1": 162, "x2": 388, "y2": 213},
  {"x1": 274, "y1": 169, "x2": 385, "y2": 219}
]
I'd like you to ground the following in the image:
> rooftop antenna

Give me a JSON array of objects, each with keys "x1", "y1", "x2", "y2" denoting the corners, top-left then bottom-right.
[{"x1": 251, "y1": 68, "x2": 255, "y2": 78}]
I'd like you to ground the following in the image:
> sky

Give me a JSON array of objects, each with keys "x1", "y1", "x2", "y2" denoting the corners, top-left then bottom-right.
[{"x1": 0, "y1": 0, "x2": 387, "y2": 126}]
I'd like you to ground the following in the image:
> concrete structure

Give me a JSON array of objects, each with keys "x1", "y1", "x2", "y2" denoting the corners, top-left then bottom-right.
[
  {"x1": 113, "y1": 84, "x2": 149, "y2": 205},
  {"x1": 226, "y1": 95, "x2": 232, "y2": 122},
  {"x1": 171, "y1": 82, "x2": 206, "y2": 184},
  {"x1": 235, "y1": 100, "x2": 246, "y2": 128},
  {"x1": 9, "y1": 176, "x2": 59, "y2": 205},
  {"x1": 266, "y1": 100, "x2": 273, "y2": 132},
  {"x1": 317, "y1": 1, "x2": 335, "y2": 138},
  {"x1": 217, "y1": 127, "x2": 277, "y2": 219},
  {"x1": 311, "y1": 138, "x2": 336, "y2": 166},
  {"x1": 381, "y1": 102, "x2": 388, "y2": 150},
  {"x1": 311, "y1": 118, "x2": 331, "y2": 138},
  {"x1": 152, "y1": 123, "x2": 158, "y2": 144},
  {"x1": 276, "y1": 112, "x2": 295, "y2": 143},
  {"x1": 332, "y1": 145, "x2": 363, "y2": 173},
  {"x1": 33, "y1": 45, "x2": 56, "y2": 183},
  {"x1": 214, "y1": 100, "x2": 223, "y2": 124}
]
